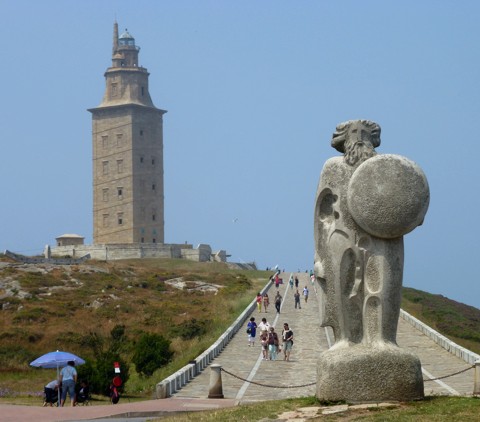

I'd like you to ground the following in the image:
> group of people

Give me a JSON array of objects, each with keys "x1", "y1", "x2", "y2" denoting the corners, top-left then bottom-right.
[
  {"x1": 247, "y1": 317, "x2": 294, "y2": 361},
  {"x1": 43, "y1": 360, "x2": 89, "y2": 407},
  {"x1": 256, "y1": 292, "x2": 271, "y2": 312},
  {"x1": 294, "y1": 286, "x2": 309, "y2": 309},
  {"x1": 248, "y1": 271, "x2": 317, "y2": 362},
  {"x1": 288, "y1": 274, "x2": 300, "y2": 290},
  {"x1": 256, "y1": 290, "x2": 283, "y2": 314},
  {"x1": 260, "y1": 272, "x2": 311, "y2": 313}
]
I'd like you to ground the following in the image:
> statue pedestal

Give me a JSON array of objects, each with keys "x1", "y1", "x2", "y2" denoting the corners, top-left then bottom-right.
[{"x1": 316, "y1": 345, "x2": 424, "y2": 402}]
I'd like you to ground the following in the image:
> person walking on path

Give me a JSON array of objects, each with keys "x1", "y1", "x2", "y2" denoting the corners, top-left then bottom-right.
[
  {"x1": 294, "y1": 276, "x2": 299, "y2": 289},
  {"x1": 260, "y1": 330, "x2": 269, "y2": 360},
  {"x1": 267, "y1": 326, "x2": 280, "y2": 360},
  {"x1": 258, "y1": 317, "x2": 270, "y2": 333},
  {"x1": 289, "y1": 274, "x2": 294, "y2": 290},
  {"x1": 247, "y1": 317, "x2": 257, "y2": 346},
  {"x1": 258, "y1": 317, "x2": 271, "y2": 359},
  {"x1": 294, "y1": 289, "x2": 301, "y2": 309},
  {"x1": 263, "y1": 293, "x2": 270, "y2": 312},
  {"x1": 282, "y1": 323, "x2": 294, "y2": 361},
  {"x1": 274, "y1": 291, "x2": 282, "y2": 313},
  {"x1": 59, "y1": 360, "x2": 77, "y2": 407},
  {"x1": 303, "y1": 286, "x2": 309, "y2": 304},
  {"x1": 256, "y1": 293, "x2": 262, "y2": 313}
]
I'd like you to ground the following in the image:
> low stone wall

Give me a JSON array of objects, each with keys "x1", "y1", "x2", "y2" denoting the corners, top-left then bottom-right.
[
  {"x1": 400, "y1": 309, "x2": 480, "y2": 365},
  {"x1": 50, "y1": 243, "x2": 182, "y2": 261},
  {"x1": 155, "y1": 279, "x2": 272, "y2": 398},
  {"x1": 4, "y1": 250, "x2": 90, "y2": 265},
  {"x1": 48, "y1": 243, "x2": 229, "y2": 263},
  {"x1": 181, "y1": 244, "x2": 212, "y2": 262}
]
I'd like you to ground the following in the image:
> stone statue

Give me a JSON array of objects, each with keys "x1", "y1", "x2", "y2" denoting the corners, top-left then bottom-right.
[{"x1": 314, "y1": 120, "x2": 429, "y2": 402}]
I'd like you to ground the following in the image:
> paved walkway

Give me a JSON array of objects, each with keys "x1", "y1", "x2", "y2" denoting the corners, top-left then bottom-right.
[
  {"x1": 1, "y1": 272, "x2": 476, "y2": 420},
  {"x1": 174, "y1": 272, "x2": 476, "y2": 401},
  {"x1": 0, "y1": 397, "x2": 236, "y2": 422}
]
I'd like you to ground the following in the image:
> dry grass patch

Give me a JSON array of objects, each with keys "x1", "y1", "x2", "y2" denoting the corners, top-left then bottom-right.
[{"x1": 0, "y1": 259, "x2": 270, "y2": 397}]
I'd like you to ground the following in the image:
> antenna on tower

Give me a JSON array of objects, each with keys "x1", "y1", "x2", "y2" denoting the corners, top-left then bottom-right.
[{"x1": 113, "y1": 20, "x2": 119, "y2": 55}]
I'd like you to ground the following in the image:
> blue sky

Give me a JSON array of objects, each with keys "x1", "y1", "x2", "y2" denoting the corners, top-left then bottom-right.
[{"x1": 1, "y1": 1, "x2": 480, "y2": 308}]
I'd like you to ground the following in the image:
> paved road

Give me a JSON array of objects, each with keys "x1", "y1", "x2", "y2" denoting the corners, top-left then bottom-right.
[{"x1": 174, "y1": 272, "x2": 476, "y2": 402}]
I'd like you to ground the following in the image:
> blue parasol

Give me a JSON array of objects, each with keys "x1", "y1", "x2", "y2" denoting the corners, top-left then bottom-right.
[{"x1": 30, "y1": 350, "x2": 85, "y2": 406}]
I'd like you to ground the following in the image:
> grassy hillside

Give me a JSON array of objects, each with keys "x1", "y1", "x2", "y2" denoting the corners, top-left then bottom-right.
[
  {"x1": 401, "y1": 286, "x2": 480, "y2": 355},
  {"x1": 1, "y1": 255, "x2": 480, "y2": 401},
  {"x1": 0, "y1": 257, "x2": 270, "y2": 397}
]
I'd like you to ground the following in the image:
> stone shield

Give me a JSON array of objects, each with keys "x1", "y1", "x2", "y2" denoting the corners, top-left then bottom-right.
[{"x1": 347, "y1": 154, "x2": 430, "y2": 239}]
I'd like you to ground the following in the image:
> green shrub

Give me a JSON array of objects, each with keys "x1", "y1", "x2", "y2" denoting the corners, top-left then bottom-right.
[
  {"x1": 77, "y1": 350, "x2": 129, "y2": 395},
  {"x1": 110, "y1": 325, "x2": 125, "y2": 342},
  {"x1": 132, "y1": 333, "x2": 173, "y2": 376},
  {"x1": 172, "y1": 318, "x2": 209, "y2": 340}
]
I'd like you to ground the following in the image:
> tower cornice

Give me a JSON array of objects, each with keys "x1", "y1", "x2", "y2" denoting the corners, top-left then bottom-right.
[{"x1": 88, "y1": 103, "x2": 167, "y2": 115}]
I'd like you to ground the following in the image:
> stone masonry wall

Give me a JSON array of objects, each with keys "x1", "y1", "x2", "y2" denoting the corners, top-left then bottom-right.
[{"x1": 49, "y1": 243, "x2": 226, "y2": 263}]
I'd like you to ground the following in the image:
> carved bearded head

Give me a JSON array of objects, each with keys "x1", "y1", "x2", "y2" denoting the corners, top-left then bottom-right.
[{"x1": 331, "y1": 120, "x2": 381, "y2": 167}]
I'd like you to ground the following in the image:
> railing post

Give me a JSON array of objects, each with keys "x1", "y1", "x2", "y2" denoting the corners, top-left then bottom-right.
[
  {"x1": 474, "y1": 360, "x2": 480, "y2": 396},
  {"x1": 208, "y1": 364, "x2": 224, "y2": 398},
  {"x1": 156, "y1": 380, "x2": 170, "y2": 399}
]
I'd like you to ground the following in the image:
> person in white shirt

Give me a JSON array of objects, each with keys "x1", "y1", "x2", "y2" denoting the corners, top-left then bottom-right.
[
  {"x1": 303, "y1": 286, "x2": 309, "y2": 303},
  {"x1": 43, "y1": 380, "x2": 59, "y2": 407},
  {"x1": 257, "y1": 317, "x2": 270, "y2": 333}
]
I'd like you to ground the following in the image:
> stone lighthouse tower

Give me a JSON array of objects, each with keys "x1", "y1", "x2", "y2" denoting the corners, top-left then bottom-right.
[{"x1": 89, "y1": 22, "x2": 166, "y2": 245}]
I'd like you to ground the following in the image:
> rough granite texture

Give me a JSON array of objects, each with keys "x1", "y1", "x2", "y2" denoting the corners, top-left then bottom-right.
[
  {"x1": 314, "y1": 120, "x2": 429, "y2": 402},
  {"x1": 347, "y1": 154, "x2": 429, "y2": 239},
  {"x1": 317, "y1": 345, "x2": 424, "y2": 402}
]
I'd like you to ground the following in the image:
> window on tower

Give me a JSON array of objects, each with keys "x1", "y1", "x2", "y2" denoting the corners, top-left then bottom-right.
[
  {"x1": 111, "y1": 83, "x2": 118, "y2": 97},
  {"x1": 103, "y1": 214, "x2": 109, "y2": 227},
  {"x1": 102, "y1": 136, "x2": 108, "y2": 149},
  {"x1": 103, "y1": 188, "x2": 109, "y2": 202},
  {"x1": 116, "y1": 134, "x2": 123, "y2": 148},
  {"x1": 117, "y1": 187, "x2": 123, "y2": 199},
  {"x1": 102, "y1": 161, "x2": 109, "y2": 175},
  {"x1": 118, "y1": 213, "x2": 124, "y2": 225},
  {"x1": 117, "y1": 159, "x2": 124, "y2": 173}
]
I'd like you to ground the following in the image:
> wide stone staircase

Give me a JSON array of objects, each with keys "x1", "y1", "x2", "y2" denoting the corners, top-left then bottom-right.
[{"x1": 169, "y1": 272, "x2": 479, "y2": 402}]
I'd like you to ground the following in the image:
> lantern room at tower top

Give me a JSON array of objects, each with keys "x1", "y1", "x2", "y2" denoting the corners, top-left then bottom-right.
[{"x1": 112, "y1": 24, "x2": 141, "y2": 68}]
